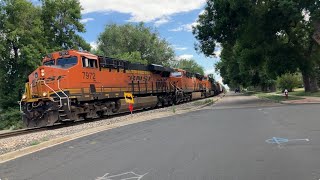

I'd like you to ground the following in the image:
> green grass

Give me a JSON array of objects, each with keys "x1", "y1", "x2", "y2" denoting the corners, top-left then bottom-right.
[
  {"x1": 41, "y1": 136, "x2": 50, "y2": 142},
  {"x1": 289, "y1": 90, "x2": 320, "y2": 97},
  {"x1": 275, "y1": 88, "x2": 320, "y2": 97},
  {"x1": 29, "y1": 140, "x2": 40, "y2": 146},
  {"x1": 193, "y1": 98, "x2": 215, "y2": 106},
  {"x1": 257, "y1": 94, "x2": 304, "y2": 103},
  {"x1": 242, "y1": 91, "x2": 263, "y2": 96},
  {"x1": 172, "y1": 105, "x2": 176, "y2": 113}
]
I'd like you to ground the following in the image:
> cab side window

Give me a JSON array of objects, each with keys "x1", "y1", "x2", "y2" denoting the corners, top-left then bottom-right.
[{"x1": 82, "y1": 57, "x2": 98, "y2": 68}]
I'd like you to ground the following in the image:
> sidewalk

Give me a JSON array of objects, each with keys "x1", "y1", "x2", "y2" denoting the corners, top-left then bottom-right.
[
  {"x1": 261, "y1": 92, "x2": 320, "y2": 105},
  {"x1": 281, "y1": 96, "x2": 320, "y2": 104}
]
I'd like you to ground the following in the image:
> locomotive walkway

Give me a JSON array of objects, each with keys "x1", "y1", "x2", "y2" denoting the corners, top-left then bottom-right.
[{"x1": 1, "y1": 93, "x2": 320, "y2": 180}]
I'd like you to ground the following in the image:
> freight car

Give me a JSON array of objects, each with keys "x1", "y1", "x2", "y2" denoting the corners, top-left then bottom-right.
[{"x1": 20, "y1": 50, "x2": 222, "y2": 128}]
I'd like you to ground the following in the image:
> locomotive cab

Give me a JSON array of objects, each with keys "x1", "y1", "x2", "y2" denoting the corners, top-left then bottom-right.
[{"x1": 22, "y1": 50, "x2": 99, "y2": 102}]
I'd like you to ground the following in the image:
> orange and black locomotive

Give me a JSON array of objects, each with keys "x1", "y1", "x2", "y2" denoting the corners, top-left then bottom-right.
[{"x1": 20, "y1": 50, "x2": 223, "y2": 127}]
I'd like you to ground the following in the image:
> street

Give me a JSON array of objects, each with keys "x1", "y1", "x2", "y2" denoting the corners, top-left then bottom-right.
[{"x1": 1, "y1": 93, "x2": 320, "y2": 180}]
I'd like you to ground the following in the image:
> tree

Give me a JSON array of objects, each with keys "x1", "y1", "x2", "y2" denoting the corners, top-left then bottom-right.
[
  {"x1": 277, "y1": 73, "x2": 302, "y2": 92},
  {"x1": 41, "y1": 0, "x2": 90, "y2": 52},
  {"x1": 0, "y1": 0, "x2": 91, "y2": 109},
  {"x1": 193, "y1": 0, "x2": 320, "y2": 92},
  {"x1": 114, "y1": 51, "x2": 148, "y2": 65},
  {"x1": 97, "y1": 23, "x2": 175, "y2": 65},
  {"x1": 0, "y1": 0, "x2": 44, "y2": 109},
  {"x1": 172, "y1": 59, "x2": 205, "y2": 75}
]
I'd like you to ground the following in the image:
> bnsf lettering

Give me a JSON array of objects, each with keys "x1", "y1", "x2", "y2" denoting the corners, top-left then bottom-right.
[{"x1": 129, "y1": 75, "x2": 151, "y2": 81}]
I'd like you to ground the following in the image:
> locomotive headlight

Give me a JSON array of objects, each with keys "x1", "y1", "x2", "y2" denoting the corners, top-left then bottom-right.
[
  {"x1": 22, "y1": 94, "x2": 27, "y2": 100},
  {"x1": 42, "y1": 92, "x2": 48, "y2": 97},
  {"x1": 40, "y1": 69, "x2": 45, "y2": 77}
]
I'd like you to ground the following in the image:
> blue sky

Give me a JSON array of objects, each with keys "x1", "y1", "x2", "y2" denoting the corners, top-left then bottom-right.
[{"x1": 78, "y1": 1, "x2": 222, "y2": 82}]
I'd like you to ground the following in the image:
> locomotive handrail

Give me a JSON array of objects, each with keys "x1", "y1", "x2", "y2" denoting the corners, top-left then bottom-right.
[
  {"x1": 57, "y1": 79, "x2": 71, "y2": 110},
  {"x1": 18, "y1": 86, "x2": 27, "y2": 112},
  {"x1": 169, "y1": 82, "x2": 183, "y2": 92},
  {"x1": 37, "y1": 80, "x2": 63, "y2": 108}
]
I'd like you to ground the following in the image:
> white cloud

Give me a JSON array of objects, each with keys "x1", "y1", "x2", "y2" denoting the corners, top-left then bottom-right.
[
  {"x1": 176, "y1": 54, "x2": 194, "y2": 60},
  {"x1": 169, "y1": 9, "x2": 204, "y2": 32},
  {"x1": 80, "y1": 18, "x2": 95, "y2": 23},
  {"x1": 79, "y1": 0, "x2": 206, "y2": 22},
  {"x1": 199, "y1": 9, "x2": 206, "y2": 16},
  {"x1": 154, "y1": 17, "x2": 170, "y2": 27},
  {"x1": 302, "y1": 9, "x2": 310, "y2": 22},
  {"x1": 175, "y1": 47, "x2": 188, "y2": 51},
  {"x1": 90, "y1": 41, "x2": 98, "y2": 50},
  {"x1": 172, "y1": 45, "x2": 188, "y2": 51},
  {"x1": 214, "y1": 43, "x2": 222, "y2": 57},
  {"x1": 205, "y1": 68, "x2": 216, "y2": 75},
  {"x1": 169, "y1": 22, "x2": 198, "y2": 32},
  {"x1": 214, "y1": 49, "x2": 222, "y2": 57}
]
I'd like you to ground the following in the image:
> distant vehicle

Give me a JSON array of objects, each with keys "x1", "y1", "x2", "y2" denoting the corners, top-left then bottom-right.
[{"x1": 234, "y1": 88, "x2": 240, "y2": 93}]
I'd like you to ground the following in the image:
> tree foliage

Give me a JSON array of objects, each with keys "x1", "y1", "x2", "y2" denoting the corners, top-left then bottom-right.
[
  {"x1": 172, "y1": 59, "x2": 205, "y2": 75},
  {"x1": 114, "y1": 51, "x2": 148, "y2": 65},
  {"x1": 41, "y1": 0, "x2": 90, "y2": 52},
  {"x1": 0, "y1": 0, "x2": 89, "y2": 110},
  {"x1": 0, "y1": 0, "x2": 44, "y2": 108},
  {"x1": 97, "y1": 23, "x2": 175, "y2": 66},
  {"x1": 194, "y1": 0, "x2": 320, "y2": 92}
]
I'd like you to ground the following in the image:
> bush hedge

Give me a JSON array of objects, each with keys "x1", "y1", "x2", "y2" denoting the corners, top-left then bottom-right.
[{"x1": 0, "y1": 108, "x2": 23, "y2": 130}]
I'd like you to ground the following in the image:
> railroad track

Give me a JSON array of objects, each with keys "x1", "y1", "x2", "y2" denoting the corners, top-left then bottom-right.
[
  {"x1": 0, "y1": 127, "x2": 49, "y2": 139},
  {"x1": 0, "y1": 95, "x2": 225, "y2": 139}
]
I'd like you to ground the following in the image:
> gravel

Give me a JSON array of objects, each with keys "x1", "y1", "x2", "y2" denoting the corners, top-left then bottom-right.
[{"x1": 0, "y1": 96, "x2": 221, "y2": 155}]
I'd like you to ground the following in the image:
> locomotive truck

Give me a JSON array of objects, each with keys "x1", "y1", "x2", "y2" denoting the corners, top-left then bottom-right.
[{"x1": 20, "y1": 50, "x2": 223, "y2": 128}]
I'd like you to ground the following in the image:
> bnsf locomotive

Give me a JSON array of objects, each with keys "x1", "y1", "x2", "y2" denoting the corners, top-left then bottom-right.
[{"x1": 20, "y1": 50, "x2": 223, "y2": 128}]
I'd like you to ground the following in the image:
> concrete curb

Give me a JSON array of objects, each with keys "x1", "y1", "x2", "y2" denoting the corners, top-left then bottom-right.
[
  {"x1": 197, "y1": 93, "x2": 225, "y2": 109},
  {"x1": 258, "y1": 93, "x2": 320, "y2": 105},
  {"x1": 280, "y1": 101, "x2": 320, "y2": 105},
  {"x1": 0, "y1": 94, "x2": 225, "y2": 164}
]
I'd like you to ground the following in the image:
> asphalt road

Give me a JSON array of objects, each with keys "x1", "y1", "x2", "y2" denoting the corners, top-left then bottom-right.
[{"x1": 1, "y1": 93, "x2": 320, "y2": 180}]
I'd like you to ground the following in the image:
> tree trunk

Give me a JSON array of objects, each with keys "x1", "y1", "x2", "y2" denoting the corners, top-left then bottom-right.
[
  {"x1": 269, "y1": 84, "x2": 276, "y2": 92},
  {"x1": 302, "y1": 72, "x2": 311, "y2": 92},
  {"x1": 310, "y1": 75, "x2": 318, "y2": 92}
]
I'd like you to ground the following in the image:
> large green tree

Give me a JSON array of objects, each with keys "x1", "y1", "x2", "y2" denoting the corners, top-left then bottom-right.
[
  {"x1": 0, "y1": 0, "x2": 44, "y2": 109},
  {"x1": 41, "y1": 0, "x2": 90, "y2": 52},
  {"x1": 0, "y1": 0, "x2": 90, "y2": 110},
  {"x1": 96, "y1": 23, "x2": 175, "y2": 65},
  {"x1": 194, "y1": 0, "x2": 320, "y2": 92}
]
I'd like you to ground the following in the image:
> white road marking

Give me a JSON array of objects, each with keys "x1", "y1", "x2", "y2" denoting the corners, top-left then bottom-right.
[
  {"x1": 96, "y1": 171, "x2": 148, "y2": 180},
  {"x1": 266, "y1": 137, "x2": 310, "y2": 148}
]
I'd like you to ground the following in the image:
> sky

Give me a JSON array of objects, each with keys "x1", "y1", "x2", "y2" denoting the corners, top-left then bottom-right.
[
  {"x1": 77, "y1": 0, "x2": 223, "y2": 83},
  {"x1": 28, "y1": 0, "x2": 222, "y2": 82}
]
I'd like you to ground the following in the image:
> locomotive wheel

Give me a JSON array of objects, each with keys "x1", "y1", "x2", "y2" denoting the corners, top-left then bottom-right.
[{"x1": 22, "y1": 114, "x2": 37, "y2": 128}]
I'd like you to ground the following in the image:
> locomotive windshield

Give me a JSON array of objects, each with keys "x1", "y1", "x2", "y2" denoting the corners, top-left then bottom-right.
[
  {"x1": 56, "y1": 56, "x2": 78, "y2": 68},
  {"x1": 43, "y1": 60, "x2": 55, "y2": 66},
  {"x1": 171, "y1": 72, "x2": 182, "y2": 77}
]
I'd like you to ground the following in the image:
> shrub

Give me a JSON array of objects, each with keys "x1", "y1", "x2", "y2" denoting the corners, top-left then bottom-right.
[
  {"x1": 276, "y1": 73, "x2": 302, "y2": 92},
  {"x1": 0, "y1": 108, "x2": 23, "y2": 130}
]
